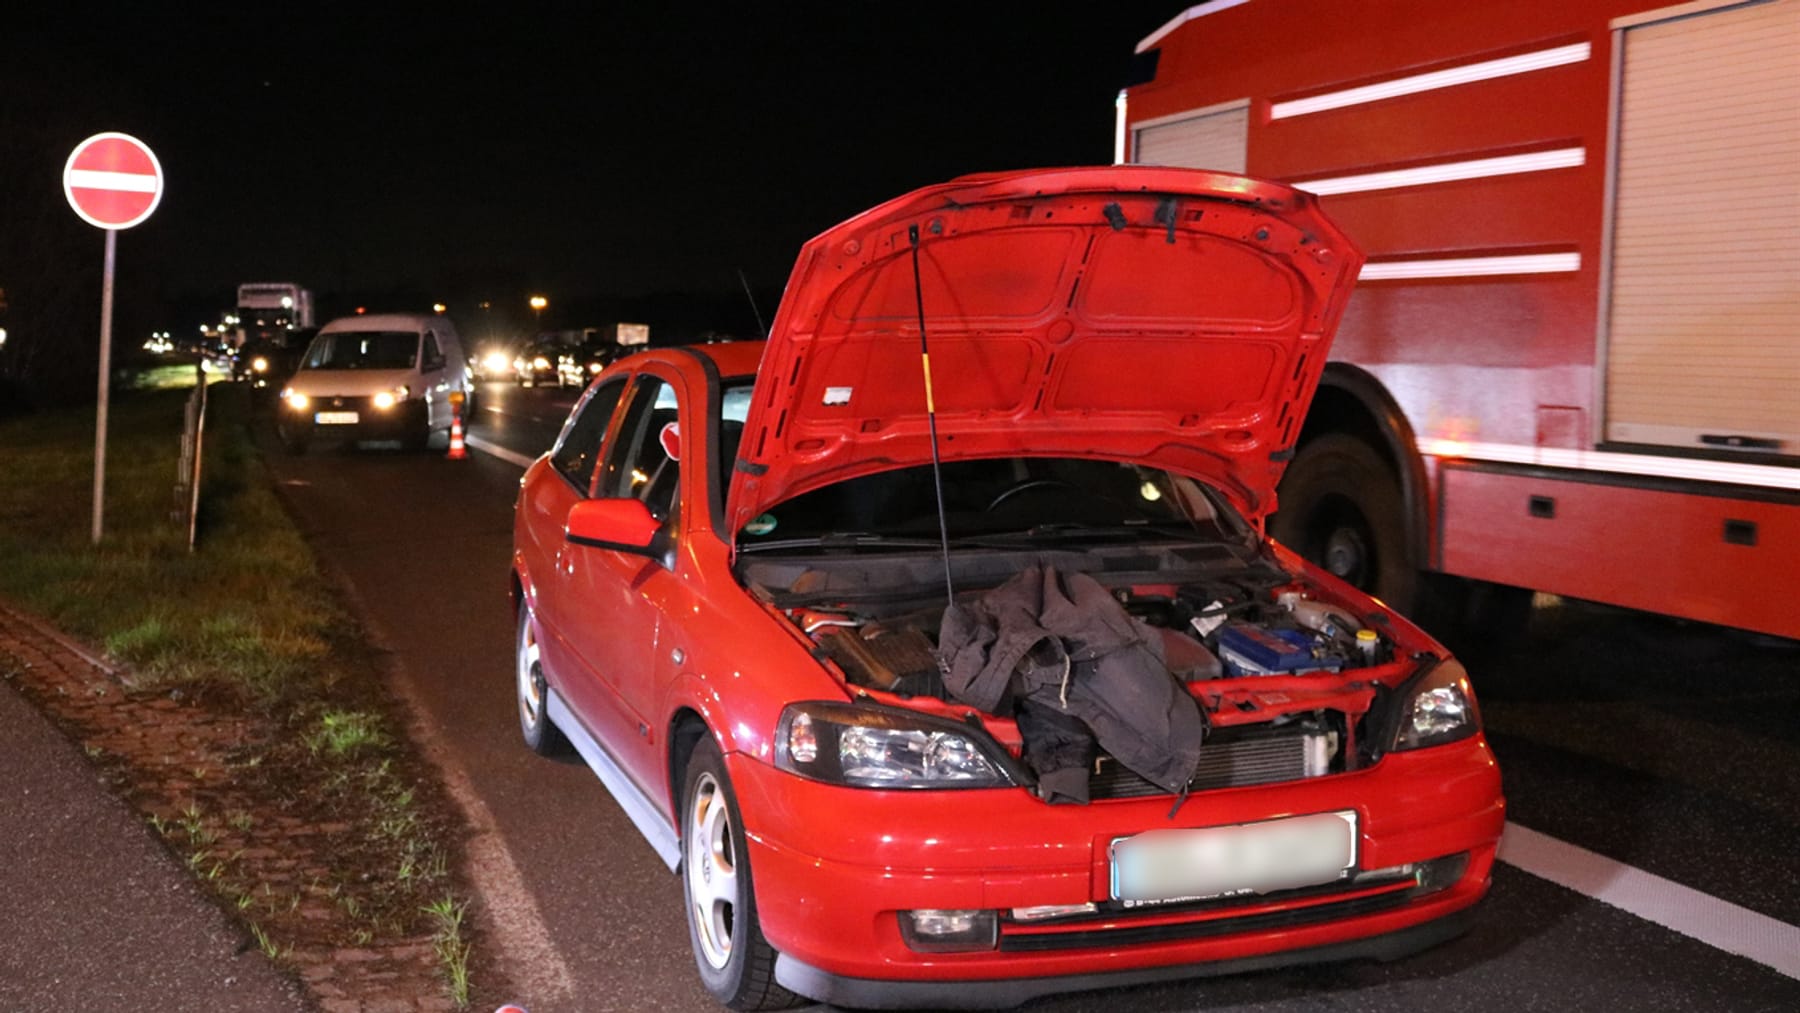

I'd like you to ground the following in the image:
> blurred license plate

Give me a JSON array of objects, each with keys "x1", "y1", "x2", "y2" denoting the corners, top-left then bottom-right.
[
  {"x1": 314, "y1": 411, "x2": 358, "y2": 425},
  {"x1": 1110, "y1": 810, "x2": 1357, "y2": 905}
]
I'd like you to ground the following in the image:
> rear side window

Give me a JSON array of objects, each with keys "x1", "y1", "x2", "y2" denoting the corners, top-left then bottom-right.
[{"x1": 551, "y1": 379, "x2": 626, "y2": 494}]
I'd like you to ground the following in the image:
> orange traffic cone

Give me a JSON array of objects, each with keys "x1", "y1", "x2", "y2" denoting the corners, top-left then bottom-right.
[{"x1": 447, "y1": 411, "x2": 468, "y2": 460}]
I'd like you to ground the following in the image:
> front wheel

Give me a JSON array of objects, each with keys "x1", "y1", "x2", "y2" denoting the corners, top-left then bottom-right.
[
  {"x1": 277, "y1": 420, "x2": 311, "y2": 455},
  {"x1": 1271, "y1": 434, "x2": 1416, "y2": 611},
  {"x1": 682, "y1": 737, "x2": 794, "y2": 1011},
  {"x1": 515, "y1": 599, "x2": 567, "y2": 756}
]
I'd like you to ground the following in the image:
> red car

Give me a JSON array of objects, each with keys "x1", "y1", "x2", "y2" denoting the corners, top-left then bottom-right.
[{"x1": 510, "y1": 167, "x2": 1503, "y2": 1009}]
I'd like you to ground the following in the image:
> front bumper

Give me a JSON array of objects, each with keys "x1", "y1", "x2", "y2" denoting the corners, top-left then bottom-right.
[
  {"x1": 779, "y1": 905, "x2": 1476, "y2": 1009},
  {"x1": 728, "y1": 734, "x2": 1502, "y2": 1001},
  {"x1": 279, "y1": 398, "x2": 427, "y2": 439}
]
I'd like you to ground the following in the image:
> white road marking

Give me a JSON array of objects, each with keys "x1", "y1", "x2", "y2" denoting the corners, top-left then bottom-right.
[
  {"x1": 467, "y1": 434, "x2": 538, "y2": 470},
  {"x1": 313, "y1": 558, "x2": 573, "y2": 1003},
  {"x1": 470, "y1": 434, "x2": 1800, "y2": 981},
  {"x1": 1501, "y1": 821, "x2": 1800, "y2": 980},
  {"x1": 369, "y1": 627, "x2": 576, "y2": 1003}
]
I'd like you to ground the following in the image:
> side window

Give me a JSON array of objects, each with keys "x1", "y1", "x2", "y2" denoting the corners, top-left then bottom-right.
[
  {"x1": 421, "y1": 333, "x2": 445, "y2": 371},
  {"x1": 599, "y1": 376, "x2": 682, "y2": 524},
  {"x1": 550, "y1": 379, "x2": 626, "y2": 494}
]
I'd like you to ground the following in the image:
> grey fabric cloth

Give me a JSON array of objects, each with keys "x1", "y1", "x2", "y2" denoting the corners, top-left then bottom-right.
[{"x1": 938, "y1": 566, "x2": 1206, "y2": 796}]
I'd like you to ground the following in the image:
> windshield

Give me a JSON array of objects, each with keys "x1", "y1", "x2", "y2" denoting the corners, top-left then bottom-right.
[
  {"x1": 736, "y1": 454, "x2": 1248, "y2": 549},
  {"x1": 303, "y1": 331, "x2": 418, "y2": 370}
]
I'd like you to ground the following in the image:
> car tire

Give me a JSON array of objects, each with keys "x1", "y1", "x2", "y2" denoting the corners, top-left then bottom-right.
[
  {"x1": 277, "y1": 422, "x2": 310, "y2": 455},
  {"x1": 1271, "y1": 434, "x2": 1417, "y2": 613},
  {"x1": 681, "y1": 737, "x2": 795, "y2": 1011},
  {"x1": 515, "y1": 599, "x2": 568, "y2": 757},
  {"x1": 404, "y1": 414, "x2": 433, "y2": 452}
]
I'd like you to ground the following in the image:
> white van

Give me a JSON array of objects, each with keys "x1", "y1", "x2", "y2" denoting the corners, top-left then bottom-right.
[{"x1": 277, "y1": 313, "x2": 472, "y2": 453}]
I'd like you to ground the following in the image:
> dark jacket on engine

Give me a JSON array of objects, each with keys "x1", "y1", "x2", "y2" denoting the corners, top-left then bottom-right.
[{"x1": 938, "y1": 566, "x2": 1206, "y2": 801}]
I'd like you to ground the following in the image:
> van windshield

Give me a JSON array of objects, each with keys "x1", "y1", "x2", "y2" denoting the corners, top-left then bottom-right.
[{"x1": 303, "y1": 331, "x2": 418, "y2": 370}]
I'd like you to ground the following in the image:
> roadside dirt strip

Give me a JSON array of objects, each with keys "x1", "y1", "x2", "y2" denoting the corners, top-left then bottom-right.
[{"x1": 0, "y1": 600, "x2": 471, "y2": 1013}]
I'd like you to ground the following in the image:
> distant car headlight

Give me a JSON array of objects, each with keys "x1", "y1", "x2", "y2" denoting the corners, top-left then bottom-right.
[
  {"x1": 1390, "y1": 658, "x2": 1480, "y2": 751},
  {"x1": 372, "y1": 385, "x2": 411, "y2": 411},
  {"x1": 251, "y1": 356, "x2": 270, "y2": 373},
  {"x1": 532, "y1": 356, "x2": 550, "y2": 370},
  {"x1": 588, "y1": 361, "x2": 603, "y2": 373},
  {"x1": 482, "y1": 351, "x2": 510, "y2": 374},
  {"x1": 775, "y1": 702, "x2": 1017, "y2": 789},
  {"x1": 283, "y1": 390, "x2": 309, "y2": 411}
]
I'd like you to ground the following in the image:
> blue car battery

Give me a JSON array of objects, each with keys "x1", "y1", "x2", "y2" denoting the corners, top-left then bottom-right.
[{"x1": 1216, "y1": 624, "x2": 1342, "y2": 676}]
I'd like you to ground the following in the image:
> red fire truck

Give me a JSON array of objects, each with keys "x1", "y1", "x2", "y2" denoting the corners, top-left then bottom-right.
[{"x1": 1118, "y1": 0, "x2": 1797, "y2": 640}]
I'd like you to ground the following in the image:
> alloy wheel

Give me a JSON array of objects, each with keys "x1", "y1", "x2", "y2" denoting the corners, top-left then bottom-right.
[{"x1": 685, "y1": 771, "x2": 739, "y2": 970}]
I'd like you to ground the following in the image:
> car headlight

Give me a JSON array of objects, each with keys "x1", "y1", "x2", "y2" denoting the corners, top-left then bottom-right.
[
  {"x1": 776, "y1": 702, "x2": 1017, "y2": 789},
  {"x1": 533, "y1": 356, "x2": 550, "y2": 370},
  {"x1": 372, "y1": 385, "x2": 411, "y2": 410},
  {"x1": 1390, "y1": 658, "x2": 1480, "y2": 751},
  {"x1": 283, "y1": 390, "x2": 309, "y2": 411}
]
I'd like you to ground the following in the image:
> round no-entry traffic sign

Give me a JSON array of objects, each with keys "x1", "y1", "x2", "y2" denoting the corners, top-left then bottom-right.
[{"x1": 63, "y1": 132, "x2": 164, "y2": 230}]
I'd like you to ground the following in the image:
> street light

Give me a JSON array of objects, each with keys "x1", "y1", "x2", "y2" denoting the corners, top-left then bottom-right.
[{"x1": 528, "y1": 294, "x2": 548, "y2": 325}]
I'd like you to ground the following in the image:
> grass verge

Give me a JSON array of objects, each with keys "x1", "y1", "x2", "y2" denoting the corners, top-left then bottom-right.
[{"x1": 0, "y1": 378, "x2": 482, "y2": 1007}]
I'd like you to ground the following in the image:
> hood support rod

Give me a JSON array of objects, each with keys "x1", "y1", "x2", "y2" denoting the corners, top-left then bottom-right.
[{"x1": 909, "y1": 224, "x2": 957, "y2": 607}]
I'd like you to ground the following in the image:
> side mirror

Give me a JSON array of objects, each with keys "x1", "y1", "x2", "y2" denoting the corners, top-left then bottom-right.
[{"x1": 566, "y1": 498, "x2": 661, "y2": 554}]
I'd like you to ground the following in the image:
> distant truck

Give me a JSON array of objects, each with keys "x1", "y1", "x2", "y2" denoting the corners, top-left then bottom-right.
[
  {"x1": 233, "y1": 282, "x2": 316, "y2": 394},
  {"x1": 1118, "y1": 0, "x2": 1797, "y2": 640},
  {"x1": 236, "y1": 282, "x2": 314, "y2": 344}
]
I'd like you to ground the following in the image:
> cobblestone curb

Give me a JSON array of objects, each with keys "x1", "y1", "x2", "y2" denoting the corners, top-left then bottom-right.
[{"x1": 0, "y1": 601, "x2": 461, "y2": 1012}]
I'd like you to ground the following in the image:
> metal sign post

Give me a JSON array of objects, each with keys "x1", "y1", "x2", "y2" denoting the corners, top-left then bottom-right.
[
  {"x1": 95, "y1": 230, "x2": 116, "y2": 544},
  {"x1": 62, "y1": 131, "x2": 165, "y2": 545}
]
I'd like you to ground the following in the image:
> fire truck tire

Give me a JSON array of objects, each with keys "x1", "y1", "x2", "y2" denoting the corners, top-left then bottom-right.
[{"x1": 1271, "y1": 434, "x2": 1417, "y2": 613}]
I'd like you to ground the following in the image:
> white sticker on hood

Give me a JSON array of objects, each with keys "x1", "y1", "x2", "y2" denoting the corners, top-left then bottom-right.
[{"x1": 822, "y1": 386, "x2": 853, "y2": 406}]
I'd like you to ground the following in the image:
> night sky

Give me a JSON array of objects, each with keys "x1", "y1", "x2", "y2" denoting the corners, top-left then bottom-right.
[{"x1": 10, "y1": 3, "x2": 1185, "y2": 335}]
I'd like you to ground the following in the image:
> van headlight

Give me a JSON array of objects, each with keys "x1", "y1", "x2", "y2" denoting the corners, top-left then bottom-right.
[
  {"x1": 372, "y1": 385, "x2": 411, "y2": 410},
  {"x1": 1390, "y1": 659, "x2": 1480, "y2": 751},
  {"x1": 282, "y1": 389, "x2": 309, "y2": 411},
  {"x1": 776, "y1": 703, "x2": 1017, "y2": 789}
]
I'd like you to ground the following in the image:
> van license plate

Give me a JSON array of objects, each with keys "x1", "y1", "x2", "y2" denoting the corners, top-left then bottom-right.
[
  {"x1": 1110, "y1": 810, "x2": 1357, "y2": 905},
  {"x1": 315, "y1": 411, "x2": 358, "y2": 425}
]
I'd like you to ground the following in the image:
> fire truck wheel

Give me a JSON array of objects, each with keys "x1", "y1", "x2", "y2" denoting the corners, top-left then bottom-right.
[{"x1": 1271, "y1": 434, "x2": 1417, "y2": 613}]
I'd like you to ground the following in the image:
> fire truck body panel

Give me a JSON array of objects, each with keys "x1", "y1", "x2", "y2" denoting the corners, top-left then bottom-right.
[{"x1": 1123, "y1": 0, "x2": 1799, "y2": 639}]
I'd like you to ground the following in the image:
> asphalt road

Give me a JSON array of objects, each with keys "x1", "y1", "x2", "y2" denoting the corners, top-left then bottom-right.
[
  {"x1": 0, "y1": 655, "x2": 310, "y2": 1013},
  {"x1": 261, "y1": 379, "x2": 1800, "y2": 1013}
]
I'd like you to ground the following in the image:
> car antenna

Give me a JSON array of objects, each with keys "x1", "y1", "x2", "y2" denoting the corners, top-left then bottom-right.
[
  {"x1": 736, "y1": 268, "x2": 768, "y2": 338},
  {"x1": 908, "y1": 224, "x2": 957, "y2": 607}
]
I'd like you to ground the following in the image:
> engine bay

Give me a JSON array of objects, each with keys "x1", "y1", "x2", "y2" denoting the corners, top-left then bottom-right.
[{"x1": 740, "y1": 539, "x2": 1423, "y2": 800}]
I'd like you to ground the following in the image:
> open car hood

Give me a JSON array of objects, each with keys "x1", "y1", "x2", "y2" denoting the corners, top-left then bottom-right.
[{"x1": 727, "y1": 166, "x2": 1364, "y2": 536}]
